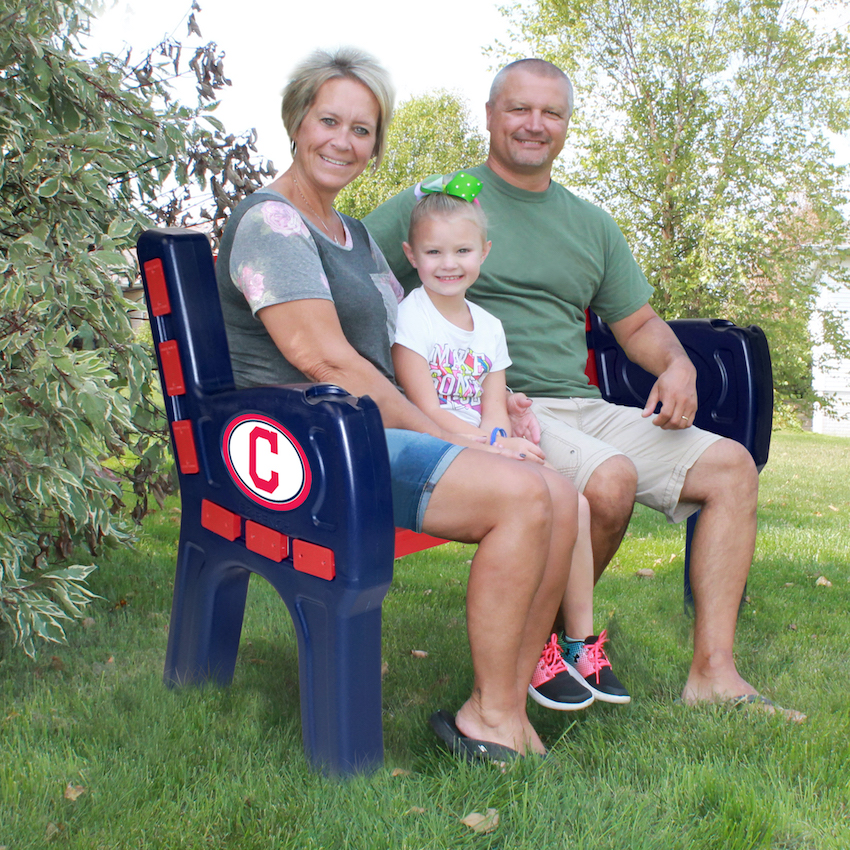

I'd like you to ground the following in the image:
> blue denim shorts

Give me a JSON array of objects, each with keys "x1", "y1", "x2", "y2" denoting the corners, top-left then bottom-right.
[{"x1": 385, "y1": 429, "x2": 465, "y2": 532}]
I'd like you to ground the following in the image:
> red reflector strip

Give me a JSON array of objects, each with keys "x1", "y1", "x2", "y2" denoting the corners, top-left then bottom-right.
[
  {"x1": 158, "y1": 340, "x2": 186, "y2": 395},
  {"x1": 292, "y1": 540, "x2": 335, "y2": 581},
  {"x1": 585, "y1": 351, "x2": 599, "y2": 387},
  {"x1": 393, "y1": 528, "x2": 449, "y2": 559},
  {"x1": 171, "y1": 420, "x2": 199, "y2": 474},
  {"x1": 245, "y1": 521, "x2": 289, "y2": 562},
  {"x1": 143, "y1": 258, "x2": 171, "y2": 316},
  {"x1": 201, "y1": 500, "x2": 241, "y2": 541}
]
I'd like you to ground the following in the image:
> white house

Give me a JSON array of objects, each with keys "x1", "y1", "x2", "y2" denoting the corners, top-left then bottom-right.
[{"x1": 811, "y1": 252, "x2": 850, "y2": 436}]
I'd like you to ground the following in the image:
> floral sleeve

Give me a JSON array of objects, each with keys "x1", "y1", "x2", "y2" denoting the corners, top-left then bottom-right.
[{"x1": 228, "y1": 199, "x2": 333, "y2": 316}]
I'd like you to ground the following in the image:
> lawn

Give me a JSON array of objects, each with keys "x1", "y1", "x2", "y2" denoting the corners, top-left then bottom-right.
[{"x1": 1, "y1": 432, "x2": 848, "y2": 849}]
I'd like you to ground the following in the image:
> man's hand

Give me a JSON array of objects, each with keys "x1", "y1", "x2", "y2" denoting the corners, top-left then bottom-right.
[
  {"x1": 641, "y1": 358, "x2": 698, "y2": 429},
  {"x1": 506, "y1": 392, "x2": 542, "y2": 444},
  {"x1": 609, "y1": 304, "x2": 699, "y2": 430}
]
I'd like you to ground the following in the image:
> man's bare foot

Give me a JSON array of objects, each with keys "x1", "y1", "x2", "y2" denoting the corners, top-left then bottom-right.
[
  {"x1": 681, "y1": 681, "x2": 806, "y2": 723},
  {"x1": 728, "y1": 694, "x2": 807, "y2": 724},
  {"x1": 682, "y1": 650, "x2": 760, "y2": 704},
  {"x1": 680, "y1": 652, "x2": 806, "y2": 723}
]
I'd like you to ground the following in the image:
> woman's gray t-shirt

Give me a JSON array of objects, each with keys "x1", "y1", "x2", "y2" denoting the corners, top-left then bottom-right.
[{"x1": 216, "y1": 189, "x2": 404, "y2": 389}]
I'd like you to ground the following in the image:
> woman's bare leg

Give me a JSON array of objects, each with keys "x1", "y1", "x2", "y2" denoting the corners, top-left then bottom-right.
[
  {"x1": 422, "y1": 451, "x2": 577, "y2": 755},
  {"x1": 512, "y1": 467, "x2": 580, "y2": 715}
]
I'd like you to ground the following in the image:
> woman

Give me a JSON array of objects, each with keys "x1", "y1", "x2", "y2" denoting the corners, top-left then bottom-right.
[{"x1": 216, "y1": 47, "x2": 580, "y2": 760}]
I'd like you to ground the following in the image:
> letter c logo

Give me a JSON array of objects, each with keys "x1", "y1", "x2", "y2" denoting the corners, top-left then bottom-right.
[{"x1": 249, "y1": 427, "x2": 280, "y2": 493}]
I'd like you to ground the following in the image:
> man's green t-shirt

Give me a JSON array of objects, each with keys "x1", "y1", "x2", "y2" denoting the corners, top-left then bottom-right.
[{"x1": 364, "y1": 165, "x2": 653, "y2": 399}]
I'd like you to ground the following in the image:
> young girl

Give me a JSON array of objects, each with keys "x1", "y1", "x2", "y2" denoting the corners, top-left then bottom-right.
[{"x1": 392, "y1": 172, "x2": 630, "y2": 709}]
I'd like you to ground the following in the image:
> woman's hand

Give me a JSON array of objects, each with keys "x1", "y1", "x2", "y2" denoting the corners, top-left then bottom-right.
[{"x1": 490, "y1": 435, "x2": 546, "y2": 463}]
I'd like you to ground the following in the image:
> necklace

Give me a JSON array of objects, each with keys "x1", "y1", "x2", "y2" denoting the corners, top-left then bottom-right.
[{"x1": 291, "y1": 174, "x2": 340, "y2": 245}]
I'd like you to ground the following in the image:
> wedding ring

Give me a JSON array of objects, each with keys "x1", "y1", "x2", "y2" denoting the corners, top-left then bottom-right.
[{"x1": 681, "y1": 416, "x2": 689, "y2": 421}]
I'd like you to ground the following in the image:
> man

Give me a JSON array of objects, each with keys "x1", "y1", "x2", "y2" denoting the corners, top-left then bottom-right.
[{"x1": 365, "y1": 58, "x2": 804, "y2": 719}]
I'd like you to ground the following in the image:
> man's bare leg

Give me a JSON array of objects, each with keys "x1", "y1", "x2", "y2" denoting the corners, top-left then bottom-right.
[
  {"x1": 582, "y1": 454, "x2": 637, "y2": 582},
  {"x1": 675, "y1": 439, "x2": 792, "y2": 710},
  {"x1": 422, "y1": 451, "x2": 576, "y2": 755}
]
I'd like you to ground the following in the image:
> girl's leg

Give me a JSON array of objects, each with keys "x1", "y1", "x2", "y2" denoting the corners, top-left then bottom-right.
[
  {"x1": 561, "y1": 493, "x2": 594, "y2": 639},
  {"x1": 558, "y1": 493, "x2": 631, "y2": 705}
]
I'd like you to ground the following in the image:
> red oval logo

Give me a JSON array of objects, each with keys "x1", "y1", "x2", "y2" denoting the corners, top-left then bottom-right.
[{"x1": 222, "y1": 415, "x2": 311, "y2": 510}]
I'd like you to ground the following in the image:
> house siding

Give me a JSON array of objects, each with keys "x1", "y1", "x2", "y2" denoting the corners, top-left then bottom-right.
[{"x1": 812, "y1": 273, "x2": 850, "y2": 437}]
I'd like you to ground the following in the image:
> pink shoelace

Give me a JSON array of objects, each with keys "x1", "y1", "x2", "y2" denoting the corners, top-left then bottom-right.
[
  {"x1": 582, "y1": 629, "x2": 612, "y2": 683},
  {"x1": 532, "y1": 633, "x2": 568, "y2": 686}
]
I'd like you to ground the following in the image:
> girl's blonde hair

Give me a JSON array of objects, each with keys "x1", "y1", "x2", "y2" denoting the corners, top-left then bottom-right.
[{"x1": 407, "y1": 193, "x2": 488, "y2": 243}]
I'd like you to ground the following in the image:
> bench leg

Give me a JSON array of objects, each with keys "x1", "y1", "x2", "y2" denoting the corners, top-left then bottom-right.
[
  {"x1": 684, "y1": 512, "x2": 697, "y2": 613},
  {"x1": 164, "y1": 540, "x2": 250, "y2": 686},
  {"x1": 292, "y1": 595, "x2": 384, "y2": 776}
]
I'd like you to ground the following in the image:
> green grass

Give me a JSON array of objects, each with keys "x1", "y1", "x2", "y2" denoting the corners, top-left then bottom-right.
[{"x1": 1, "y1": 432, "x2": 848, "y2": 849}]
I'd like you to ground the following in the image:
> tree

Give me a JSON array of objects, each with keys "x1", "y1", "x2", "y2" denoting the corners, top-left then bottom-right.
[
  {"x1": 498, "y1": 0, "x2": 850, "y2": 418},
  {"x1": 336, "y1": 90, "x2": 487, "y2": 219},
  {"x1": 0, "y1": 0, "x2": 270, "y2": 655}
]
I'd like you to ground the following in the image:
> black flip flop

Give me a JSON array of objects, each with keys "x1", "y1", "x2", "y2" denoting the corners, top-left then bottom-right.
[{"x1": 428, "y1": 710, "x2": 521, "y2": 763}]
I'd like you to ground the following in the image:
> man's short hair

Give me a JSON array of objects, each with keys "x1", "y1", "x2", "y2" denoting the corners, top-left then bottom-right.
[{"x1": 488, "y1": 58, "x2": 574, "y2": 117}]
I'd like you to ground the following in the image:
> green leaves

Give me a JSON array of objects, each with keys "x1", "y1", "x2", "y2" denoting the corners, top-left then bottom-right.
[
  {"x1": 502, "y1": 0, "x2": 850, "y2": 417},
  {"x1": 36, "y1": 174, "x2": 62, "y2": 197},
  {"x1": 0, "y1": 0, "x2": 269, "y2": 656},
  {"x1": 336, "y1": 91, "x2": 488, "y2": 220}
]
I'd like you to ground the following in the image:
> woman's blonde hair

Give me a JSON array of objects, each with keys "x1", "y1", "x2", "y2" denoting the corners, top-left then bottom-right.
[{"x1": 281, "y1": 47, "x2": 395, "y2": 169}]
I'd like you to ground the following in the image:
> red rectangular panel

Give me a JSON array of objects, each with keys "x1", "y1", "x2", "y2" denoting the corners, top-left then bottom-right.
[
  {"x1": 143, "y1": 258, "x2": 171, "y2": 316},
  {"x1": 201, "y1": 500, "x2": 241, "y2": 541},
  {"x1": 158, "y1": 340, "x2": 186, "y2": 396},
  {"x1": 292, "y1": 540, "x2": 335, "y2": 581},
  {"x1": 246, "y1": 521, "x2": 289, "y2": 562},
  {"x1": 171, "y1": 420, "x2": 199, "y2": 474}
]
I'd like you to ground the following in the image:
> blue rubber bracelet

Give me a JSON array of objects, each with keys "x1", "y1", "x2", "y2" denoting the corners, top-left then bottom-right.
[{"x1": 490, "y1": 427, "x2": 507, "y2": 445}]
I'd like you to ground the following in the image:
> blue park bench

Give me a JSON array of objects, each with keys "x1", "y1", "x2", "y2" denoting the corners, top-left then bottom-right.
[{"x1": 136, "y1": 227, "x2": 772, "y2": 776}]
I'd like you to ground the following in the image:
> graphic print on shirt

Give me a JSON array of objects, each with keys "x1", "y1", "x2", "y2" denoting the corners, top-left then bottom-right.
[{"x1": 430, "y1": 343, "x2": 493, "y2": 416}]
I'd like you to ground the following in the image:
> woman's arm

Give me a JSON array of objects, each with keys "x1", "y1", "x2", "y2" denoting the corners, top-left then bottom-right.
[
  {"x1": 260, "y1": 299, "x2": 442, "y2": 434},
  {"x1": 391, "y1": 343, "x2": 484, "y2": 437}
]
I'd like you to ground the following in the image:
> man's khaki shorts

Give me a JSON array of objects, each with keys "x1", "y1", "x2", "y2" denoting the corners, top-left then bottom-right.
[{"x1": 531, "y1": 397, "x2": 723, "y2": 524}]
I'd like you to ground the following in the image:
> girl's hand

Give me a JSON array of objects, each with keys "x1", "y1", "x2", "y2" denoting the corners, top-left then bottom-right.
[{"x1": 491, "y1": 435, "x2": 547, "y2": 463}]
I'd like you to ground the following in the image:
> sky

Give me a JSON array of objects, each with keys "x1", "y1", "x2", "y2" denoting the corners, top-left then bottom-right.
[
  {"x1": 86, "y1": 0, "x2": 517, "y2": 171},
  {"x1": 85, "y1": 0, "x2": 849, "y2": 174}
]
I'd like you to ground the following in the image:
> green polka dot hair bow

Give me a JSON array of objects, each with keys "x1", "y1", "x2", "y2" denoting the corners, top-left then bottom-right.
[{"x1": 414, "y1": 171, "x2": 484, "y2": 203}]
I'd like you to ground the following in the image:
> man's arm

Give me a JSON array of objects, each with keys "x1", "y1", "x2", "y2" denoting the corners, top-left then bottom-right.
[{"x1": 608, "y1": 303, "x2": 698, "y2": 430}]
